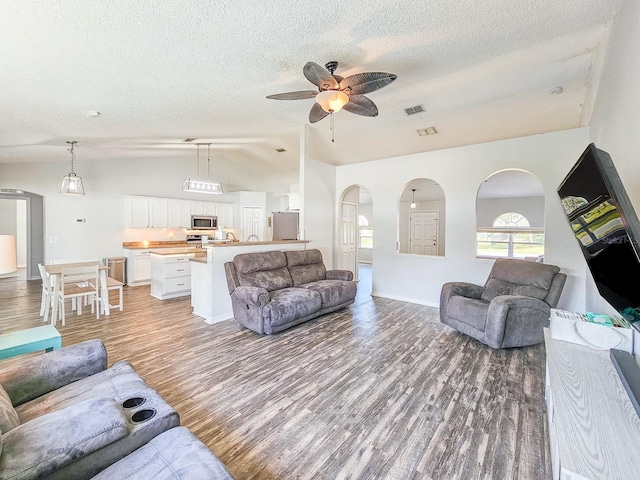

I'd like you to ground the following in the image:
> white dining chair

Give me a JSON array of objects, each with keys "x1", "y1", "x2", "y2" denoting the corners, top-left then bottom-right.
[
  {"x1": 58, "y1": 266, "x2": 101, "y2": 326},
  {"x1": 37, "y1": 263, "x2": 56, "y2": 324},
  {"x1": 90, "y1": 276, "x2": 124, "y2": 312}
]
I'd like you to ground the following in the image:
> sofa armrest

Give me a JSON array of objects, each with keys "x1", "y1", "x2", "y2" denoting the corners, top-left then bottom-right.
[
  {"x1": 232, "y1": 286, "x2": 269, "y2": 307},
  {"x1": 485, "y1": 295, "x2": 551, "y2": 348},
  {"x1": 326, "y1": 270, "x2": 354, "y2": 281},
  {"x1": 0, "y1": 397, "x2": 128, "y2": 480},
  {"x1": 0, "y1": 339, "x2": 107, "y2": 407}
]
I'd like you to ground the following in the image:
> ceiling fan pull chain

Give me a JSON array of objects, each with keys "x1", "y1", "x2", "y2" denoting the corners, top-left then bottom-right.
[{"x1": 330, "y1": 111, "x2": 335, "y2": 143}]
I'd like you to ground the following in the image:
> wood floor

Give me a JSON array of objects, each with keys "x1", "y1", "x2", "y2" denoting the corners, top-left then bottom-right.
[{"x1": 0, "y1": 269, "x2": 551, "y2": 479}]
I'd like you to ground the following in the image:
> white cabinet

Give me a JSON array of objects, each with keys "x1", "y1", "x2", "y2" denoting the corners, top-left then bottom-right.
[
  {"x1": 150, "y1": 253, "x2": 193, "y2": 299},
  {"x1": 544, "y1": 329, "x2": 640, "y2": 479},
  {"x1": 149, "y1": 197, "x2": 168, "y2": 228},
  {"x1": 124, "y1": 196, "x2": 167, "y2": 228},
  {"x1": 216, "y1": 203, "x2": 234, "y2": 229},
  {"x1": 125, "y1": 197, "x2": 150, "y2": 228},
  {"x1": 126, "y1": 249, "x2": 151, "y2": 286},
  {"x1": 204, "y1": 202, "x2": 217, "y2": 216},
  {"x1": 168, "y1": 199, "x2": 191, "y2": 228}
]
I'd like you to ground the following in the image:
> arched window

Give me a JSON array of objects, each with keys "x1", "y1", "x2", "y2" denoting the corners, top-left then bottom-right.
[{"x1": 477, "y1": 212, "x2": 544, "y2": 258}]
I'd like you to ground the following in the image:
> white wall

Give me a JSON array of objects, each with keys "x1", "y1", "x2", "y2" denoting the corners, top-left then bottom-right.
[
  {"x1": 476, "y1": 196, "x2": 545, "y2": 228},
  {"x1": 588, "y1": 0, "x2": 640, "y2": 314},
  {"x1": 336, "y1": 128, "x2": 590, "y2": 311},
  {"x1": 302, "y1": 154, "x2": 336, "y2": 268},
  {"x1": 0, "y1": 200, "x2": 16, "y2": 235}
]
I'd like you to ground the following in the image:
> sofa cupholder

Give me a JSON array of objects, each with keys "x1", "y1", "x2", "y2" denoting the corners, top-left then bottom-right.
[
  {"x1": 122, "y1": 397, "x2": 146, "y2": 409},
  {"x1": 131, "y1": 408, "x2": 156, "y2": 423}
]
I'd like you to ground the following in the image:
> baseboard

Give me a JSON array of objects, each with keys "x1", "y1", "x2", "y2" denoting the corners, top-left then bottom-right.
[{"x1": 371, "y1": 291, "x2": 439, "y2": 308}]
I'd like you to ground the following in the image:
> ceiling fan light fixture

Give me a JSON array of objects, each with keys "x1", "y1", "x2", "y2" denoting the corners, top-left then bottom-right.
[
  {"x1": 315, "y1": 90, "x2": 349, "y2": 113},
  {"x1": 410, "y1": 188, "x2": 416, "y2": 209}
]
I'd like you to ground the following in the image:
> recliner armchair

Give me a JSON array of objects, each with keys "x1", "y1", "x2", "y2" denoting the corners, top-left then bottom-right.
[{"x1": 440, "y1": 258, "x2": 567, "y2": 348}]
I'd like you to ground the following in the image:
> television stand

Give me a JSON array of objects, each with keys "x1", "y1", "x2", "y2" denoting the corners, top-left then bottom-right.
[{"x1": 544, "y1": 329, "x2": 640, "y2": 479}]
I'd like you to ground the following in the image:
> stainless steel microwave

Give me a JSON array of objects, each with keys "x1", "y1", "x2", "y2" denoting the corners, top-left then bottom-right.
[{"x1": 191, "y1": 215, "x2": 217, "y2": 229}]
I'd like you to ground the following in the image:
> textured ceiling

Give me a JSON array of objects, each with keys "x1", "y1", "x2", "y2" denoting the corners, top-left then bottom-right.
[{"x1": 0, "y1": 0, "x2": 624, "y2": 192}]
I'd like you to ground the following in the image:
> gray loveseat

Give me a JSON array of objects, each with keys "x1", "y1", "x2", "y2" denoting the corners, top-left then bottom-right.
[
  {"x1": 0, "y1": 339, "x2": 184, "y2": 479},
  {"x1": 225, "y1": 249, "x2": 357, "y2": 334},
  {"x1": 440, "y1": 258, "x2": 567, "y2": 349}
]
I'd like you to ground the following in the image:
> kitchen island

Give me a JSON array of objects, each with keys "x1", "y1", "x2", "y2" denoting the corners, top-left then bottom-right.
[
  {"x1": 150, "y1": 247, "x2": 205, "y2": 300},
  {"x1": 191, "y1": 240, "x2": 308, "y2": 324}
]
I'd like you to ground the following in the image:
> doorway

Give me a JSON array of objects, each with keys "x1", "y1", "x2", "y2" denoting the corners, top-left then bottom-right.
[
  {"x1": 0, "y1": 190, "x2": 44, "y2": 280},
  {"x1": 339, "y1": 185, "x2": 373, "y2": 286},
  {"x1": 242, "y1": 206, "x2": 265, "y2": 241}
]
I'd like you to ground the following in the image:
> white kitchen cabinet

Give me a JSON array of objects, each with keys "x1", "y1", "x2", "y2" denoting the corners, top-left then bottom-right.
[
  {"x1": 216, "y1": 203, "x2": 234, "y2": 229},
  {"x1": 168, "y1": 199, "x2": 191, "y2": 228},
  {"x1": 125, "y1": 196, "x2": 151, "y2": 228},
  {"x1": 149, "y1": 197, "x2": 168, "y2": 228},
  {"x1": 204, "y1": 202, "x2": 218, "y2": 216},
  {"x1": 150, "y1": 253, "x2": 193, "y2": 299},
  {"x1": 126, "y1": 249, "x2": 151, "y2": 286},
  {"x1": 124, "y1": 196, "x2": 167, "y2": 228}
]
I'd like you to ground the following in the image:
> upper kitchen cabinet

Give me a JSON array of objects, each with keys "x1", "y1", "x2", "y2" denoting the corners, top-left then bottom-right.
[
  {"x1": 124, "y1": 195, "x2": 167, "y2": 228},
  {"x1": 190, "y1": 201, "x2": 217, "y2": 216},
  {"x1": 217, "y1": 203, "x2": 234, "y2": 229},
  {"x1": 168, "y1": 199, "x2": 191, "y2": 229}
]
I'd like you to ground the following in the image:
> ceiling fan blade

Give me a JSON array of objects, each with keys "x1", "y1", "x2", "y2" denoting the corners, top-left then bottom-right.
[
  {"x1": 303, "y1": 62, "x2": 338, "y2": 90},
  {"x1": 309, "y1": 103, "x2": 330, "y2": 123},
  {"x1": 339, "y1": 72, "x2": 397, "y2": 96},
  {"x1": 266, "y1": 90, "x2": 318, "y2": 100},
  {"x1": 343, "y1": 95, "x2": 379, "y2": 117}
]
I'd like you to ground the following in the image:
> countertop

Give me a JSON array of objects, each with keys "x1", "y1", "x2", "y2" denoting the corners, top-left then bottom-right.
[
  {"x1": 203, "y1": 240, "x2": 308, "y2": 248},
  {"x1": 123, "y1": 241, "x2": 188, "y2": 250},
  {"x1": 189, "y1": 256, "x2": 208, "y2": 264},
  {"x1": 149, "y1": 248, "x2": 206, "y2": 256}
]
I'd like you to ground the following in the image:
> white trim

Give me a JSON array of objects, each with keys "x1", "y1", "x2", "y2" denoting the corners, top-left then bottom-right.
[
  {"x1": 395, "y1": 252, "x2": 447, "y2": 260},
  {"x1": 371, "y1": 291, "x2": 439, "y2": 308}
]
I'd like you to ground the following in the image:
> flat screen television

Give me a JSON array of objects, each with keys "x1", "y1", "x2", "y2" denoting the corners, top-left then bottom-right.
[{"x1": 557, "y1": 143, "x2": 640, "y2": 322}]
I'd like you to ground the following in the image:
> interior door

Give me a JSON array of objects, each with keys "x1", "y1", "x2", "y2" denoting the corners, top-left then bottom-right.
[
  {"x1": 410, "y1": 211, "x2": 439, "y2": 255},
  {"x1": 340, "y1": 202, "x2": 358, "y2": 280},
  {"x1": 242, "y1": 207, "x2": 264, "y2": 241}
]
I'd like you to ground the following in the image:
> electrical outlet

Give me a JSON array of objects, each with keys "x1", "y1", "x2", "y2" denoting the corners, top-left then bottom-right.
[{"x1": 49, "y1": 237, "x2": 58, "y2": 244}]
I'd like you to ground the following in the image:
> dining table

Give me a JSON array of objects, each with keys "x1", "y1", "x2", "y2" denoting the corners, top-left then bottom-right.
[{"x1": 45, "y1": 262, "x2": 111, "y2": 326}]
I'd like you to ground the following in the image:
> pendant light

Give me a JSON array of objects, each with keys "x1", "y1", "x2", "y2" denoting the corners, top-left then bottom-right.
[
  {"x1": 410, "y1": 189, "x2": 417, "y2": 209},
  {"x1": 182, "y1": 143, "x2": 223, "y2": 194},
  {"x1": 60, "y1": 141, "x2": 85, "y2": 195}
]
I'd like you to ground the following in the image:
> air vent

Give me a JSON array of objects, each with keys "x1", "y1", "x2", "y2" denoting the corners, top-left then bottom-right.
[
  {"x1": 404, "y1": 105, "x2": 425, "y2": 116},
  {"x1": 275, "y1": 148, "x2": 286, "y2": 153},
  {"x1": 182, "y1": 138, "x2": 197, "y2": 142},
  {"x1": 417, "y1": 127, "x2": 438, "y2": 136}
]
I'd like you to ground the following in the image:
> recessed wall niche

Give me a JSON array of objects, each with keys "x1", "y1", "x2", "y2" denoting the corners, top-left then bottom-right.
[{"x1": 398, "y1": 178, "x2": 445, "y2": 256}]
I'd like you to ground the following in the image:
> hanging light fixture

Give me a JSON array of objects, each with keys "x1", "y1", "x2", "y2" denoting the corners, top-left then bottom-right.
[
  {"x1": 60, "y1": 141, "x2": 85, "y2": 195},
  {"x1": 182, "y1": 143, "x2": 223, "y2": 194},
  {"x1": 315, "y1": 90, "x2": 349, "y2": 113},
  {"x1": 410, "y1": 188, "x2": 417, "y2": 209}
]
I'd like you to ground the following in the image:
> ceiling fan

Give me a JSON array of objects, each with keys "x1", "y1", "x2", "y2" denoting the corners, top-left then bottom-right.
[{"x1": 266, "y1": 61, "x2": 398, "y2": 124}]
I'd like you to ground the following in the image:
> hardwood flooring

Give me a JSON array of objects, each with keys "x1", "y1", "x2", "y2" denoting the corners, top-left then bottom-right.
[{"x1": 0, "y1": 270, "x2": 551, "y2": 479}]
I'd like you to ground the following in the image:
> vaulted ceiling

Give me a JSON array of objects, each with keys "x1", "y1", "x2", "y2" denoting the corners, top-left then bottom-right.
[{"x1": 0, "y1": 0, "x2": 624, "y2": 192}]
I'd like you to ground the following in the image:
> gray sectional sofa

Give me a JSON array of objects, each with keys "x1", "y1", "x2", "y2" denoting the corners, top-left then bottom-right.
[
  {"x1": 0, "y1": 339, "x2": 232, "y2": 479},
  {"x1": 224, "y1": 249, "x2": 357, "y2": 334}
]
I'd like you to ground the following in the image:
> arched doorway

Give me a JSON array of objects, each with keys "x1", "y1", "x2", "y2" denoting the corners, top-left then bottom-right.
[
  {"x1": 339, "y1": 185, "x2": 372, "y2": 293},
  {"x1": 0, "y1": 189, "x2": 45, "y2": 280}
]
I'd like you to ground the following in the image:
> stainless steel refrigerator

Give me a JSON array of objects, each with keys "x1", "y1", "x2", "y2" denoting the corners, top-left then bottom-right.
[{"x1": 272, "y1": 212, "x2": 299, "y2": 240}]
